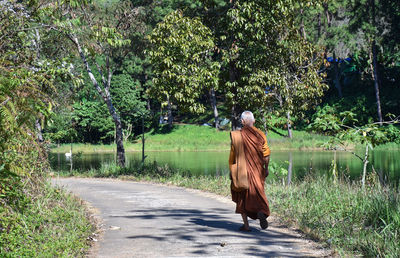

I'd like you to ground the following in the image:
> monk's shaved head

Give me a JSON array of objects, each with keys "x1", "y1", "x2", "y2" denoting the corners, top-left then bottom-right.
[{"x1": 241, "y1": 111, "x2": 255, "y2": 126}]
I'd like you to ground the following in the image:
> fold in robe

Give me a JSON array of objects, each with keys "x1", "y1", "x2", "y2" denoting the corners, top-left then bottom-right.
[{"x1": 229, "y1": 126, "x2": 271, "y2": 220}]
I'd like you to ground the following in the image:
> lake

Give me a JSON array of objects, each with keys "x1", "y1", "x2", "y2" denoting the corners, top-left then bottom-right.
[{"x1": 49, "y1": 149, "x2": 400, "y2": 185}]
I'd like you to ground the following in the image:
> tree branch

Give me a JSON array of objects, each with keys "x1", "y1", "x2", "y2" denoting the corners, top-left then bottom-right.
[
  {"x1": 1, "y1": 97, "x2": 10, "y2": 107},
  {"x1": 330, "y1": 145, "x2": 364, "y2": 162},
  {"x1": 67, "y1": 33, "x2": 106, "y2": 100},
  {"x1": 95, "y1": 61, "x2": 107, "y2": 87}
]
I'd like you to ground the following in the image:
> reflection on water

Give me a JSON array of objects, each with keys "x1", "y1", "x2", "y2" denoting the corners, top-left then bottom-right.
[{"x1": 49, "y1": 150, "x2": 400, "y2": 184}]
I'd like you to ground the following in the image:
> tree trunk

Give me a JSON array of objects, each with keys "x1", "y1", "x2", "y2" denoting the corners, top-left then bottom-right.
[
  {"x1": 332, "y1": 151, "x2": 338, "y2": 183},
  {"x1": 209, "y1": 87, "x2": 219, "y2": 129},
  {"x1": 231, "y1": 105, "x2": 241, "y2": 131},
  {"x1": 123, "y1": 124, "x2": 132, "y2": 142},
  {"x1": 69, "y1": 143, "x2": 73, "y2": 172},
  {"x1": 324, "y1": 3, "x2": 331, "y2": 28},
  {"x1": 35, "y1": 118, "x2": 44, "y2": 142},
  {"x1": 286, "y1": 111, "x2": 293, "y2": 139},
  {"x1": 317, "y1": 13, "x2": 321, "y2": 41},
  {"x1": 229, "y1": 61, "x2": 241, "y2": 131},
  {"x1": 167, "y1": 96, "x2": 173, "y2": 128},
  {"x1": 70, "y1": 34, "x2": 125, "y2": 167},
  {"x1": 371, "y1": 41, "x2": 383, "y2": 125},
  {"x1": 300, "y1": 8, "x2": 307, "y2": 40},
  {"x1": 370, "y1": 0, "x2": 383, "y2": 125},
  {"x1": 361, "y1": 144, "x2": 369, "y2": 187},
  {"x1": 262, "y1": 109, "x2": 268, "y2": 136},
  {"x1": 142, "y1": 114, "x2": 146, "y2": 165},
  {"x1": 287, "y1": 152, "x2": 293, "y2": 186},
  {"x1": 113, "y1": 110, "x2": 125, "y2": 167},
  {"x1": 333, "y1": 52, "x2": 343, "y2": 98}
]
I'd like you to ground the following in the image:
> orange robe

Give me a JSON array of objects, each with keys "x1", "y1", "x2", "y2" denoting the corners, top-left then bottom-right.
[{"x1": 229, "y1": 126, "x2": 271, "y2": 220}]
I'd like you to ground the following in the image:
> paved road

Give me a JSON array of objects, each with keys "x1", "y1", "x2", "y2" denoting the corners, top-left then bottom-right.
[{"x1": 53, "y1": 178, "x2": 330, "y2": 258}]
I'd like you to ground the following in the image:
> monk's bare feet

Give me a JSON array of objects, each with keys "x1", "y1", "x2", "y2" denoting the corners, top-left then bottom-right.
[
  {"x1": 239, "y1": 225, "x2": 251, "y2": 232},
  {"x1": 257, "y1": 211, "x2": 268, "y2": 229}
]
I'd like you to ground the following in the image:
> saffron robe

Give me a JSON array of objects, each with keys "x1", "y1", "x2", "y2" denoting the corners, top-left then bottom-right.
[{"x1": 229, "y1": 126, "x2": 271, "y2": 220}]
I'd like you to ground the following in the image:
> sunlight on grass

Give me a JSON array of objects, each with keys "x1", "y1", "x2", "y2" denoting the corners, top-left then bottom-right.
[{"x1": 50, "y1": 124, "x2": 335, "y2": 153}]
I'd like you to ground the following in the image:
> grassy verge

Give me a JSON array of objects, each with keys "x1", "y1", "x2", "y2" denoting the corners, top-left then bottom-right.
[
  {"x1": 56, "y1": 161, "x2": 400, "y2": 257},
  {"x1": 50, "y1": 124, "x2": 332, "y2": 153},
  {"x1": 0, "y1": 181, "x2": 95, "y2": 257}
]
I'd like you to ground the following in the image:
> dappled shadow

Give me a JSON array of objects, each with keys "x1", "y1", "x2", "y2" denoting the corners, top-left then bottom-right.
[{"x1": 113, "y1": 207, "x2": 316, "y2": 257}]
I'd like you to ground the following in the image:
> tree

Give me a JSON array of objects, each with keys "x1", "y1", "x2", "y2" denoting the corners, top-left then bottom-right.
[
  {"x1": 224, "y1": 0, "x2": 327, "y2": 136},
  {"x1": 147, "y1": 10, "x2": 220, "y2": 123},
  {"x1": 45, "y1": 0, "x2": 142, "y2": 166}
]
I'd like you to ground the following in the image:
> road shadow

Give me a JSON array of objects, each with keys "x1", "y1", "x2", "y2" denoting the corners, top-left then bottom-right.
[{"x1": 113, "y1": 207, "x2": 321, "y2": 257}]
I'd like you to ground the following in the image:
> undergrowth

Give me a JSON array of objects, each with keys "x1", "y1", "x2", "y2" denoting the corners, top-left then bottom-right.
[{"x1": 0, "y1": 182, "x2": 94, "y2": 257}]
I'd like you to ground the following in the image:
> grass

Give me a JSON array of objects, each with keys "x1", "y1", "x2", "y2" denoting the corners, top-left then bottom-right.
[
  {"x1": 374, "y1": 142, "x2": 400, "y2": 151},
  {"x1": 55, "y1": 160, "x2": 400, "y2": 257},
  {"x1": 50, "y1": 124, "x2": 332, "y2": 153},
  {"x1": 0, "y1": 181, "x2": 95, "y2": 257}
]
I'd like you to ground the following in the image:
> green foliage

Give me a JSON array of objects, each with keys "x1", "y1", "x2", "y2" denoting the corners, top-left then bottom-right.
[
  {"x1": 44, "y1": 107, "x2": 78, "y2": 143},
  {"x1": 308, "y1": 97, "x2": 378, "y2": 135},
  {"x1": 110, "y1": 73, "x2": 147, "y2": 126},
  {"x1": 1, "y1": 1, "x2": 94, "y2": 256},
  {"x1": 72, "y1": 98, "x2": 115, "y2": 143},
  {"x1": 224, "y1": 0, "x2": 327, "y2": 128},
  {"x1": 0, "y1": 183, "x2": 94, "y2": 256},
  {"x1": 269, "y1": 162, "x2": 289, "y2": 185},
  {"x1": 147, "y1": 10, "x2": 220, "y2": 113},
  {"x1": 307, "y1": 104, "x2": 342, "y2": 135},
  {"x1": 269, "y1": 176, "x2": 400, "y2": 257}
]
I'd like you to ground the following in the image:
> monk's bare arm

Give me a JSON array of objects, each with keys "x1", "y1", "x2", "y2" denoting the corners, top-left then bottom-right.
[{"x1": 263, "y1": 155, "x2": 270, "y2": 178}]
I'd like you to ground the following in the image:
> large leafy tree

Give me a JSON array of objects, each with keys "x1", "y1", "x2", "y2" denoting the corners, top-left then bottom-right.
[
  {"x1": 147, "y1": 10, "x2": 220, "y2": 124},
  {"x1": 224, "y1": 0, "x2": 327, "y2": 136}
]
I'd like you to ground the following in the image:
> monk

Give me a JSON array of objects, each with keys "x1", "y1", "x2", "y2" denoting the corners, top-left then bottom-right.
[{"x1": 229, "y1": 111, "x2": 271, "y2": 231}]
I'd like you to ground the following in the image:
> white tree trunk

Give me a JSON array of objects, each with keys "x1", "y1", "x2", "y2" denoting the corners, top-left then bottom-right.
[{"x1": 70, "y1": 35, "x2": 125, "y2": 167}]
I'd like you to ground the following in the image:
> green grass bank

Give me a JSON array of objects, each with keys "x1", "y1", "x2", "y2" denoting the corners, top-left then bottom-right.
[
  {"x1": 0, "y1": 181, "x2": 94, "y2": 256},
  {"x1": 56, "y1": 161, "x2": 400, "y2": 257},
  {"x1": 50, "y1": 124, "x2": 332, "y2": 153}
]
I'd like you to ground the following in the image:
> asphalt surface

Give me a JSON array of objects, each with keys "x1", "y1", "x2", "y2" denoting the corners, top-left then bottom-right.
[{"x1": 53, "y1": 178, "x2": 331, "y2": 258}]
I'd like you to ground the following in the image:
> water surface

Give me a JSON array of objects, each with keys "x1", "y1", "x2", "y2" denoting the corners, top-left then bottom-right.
[{"x1": 49, "y1": 149, "x2": 399, "y2": 184}]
